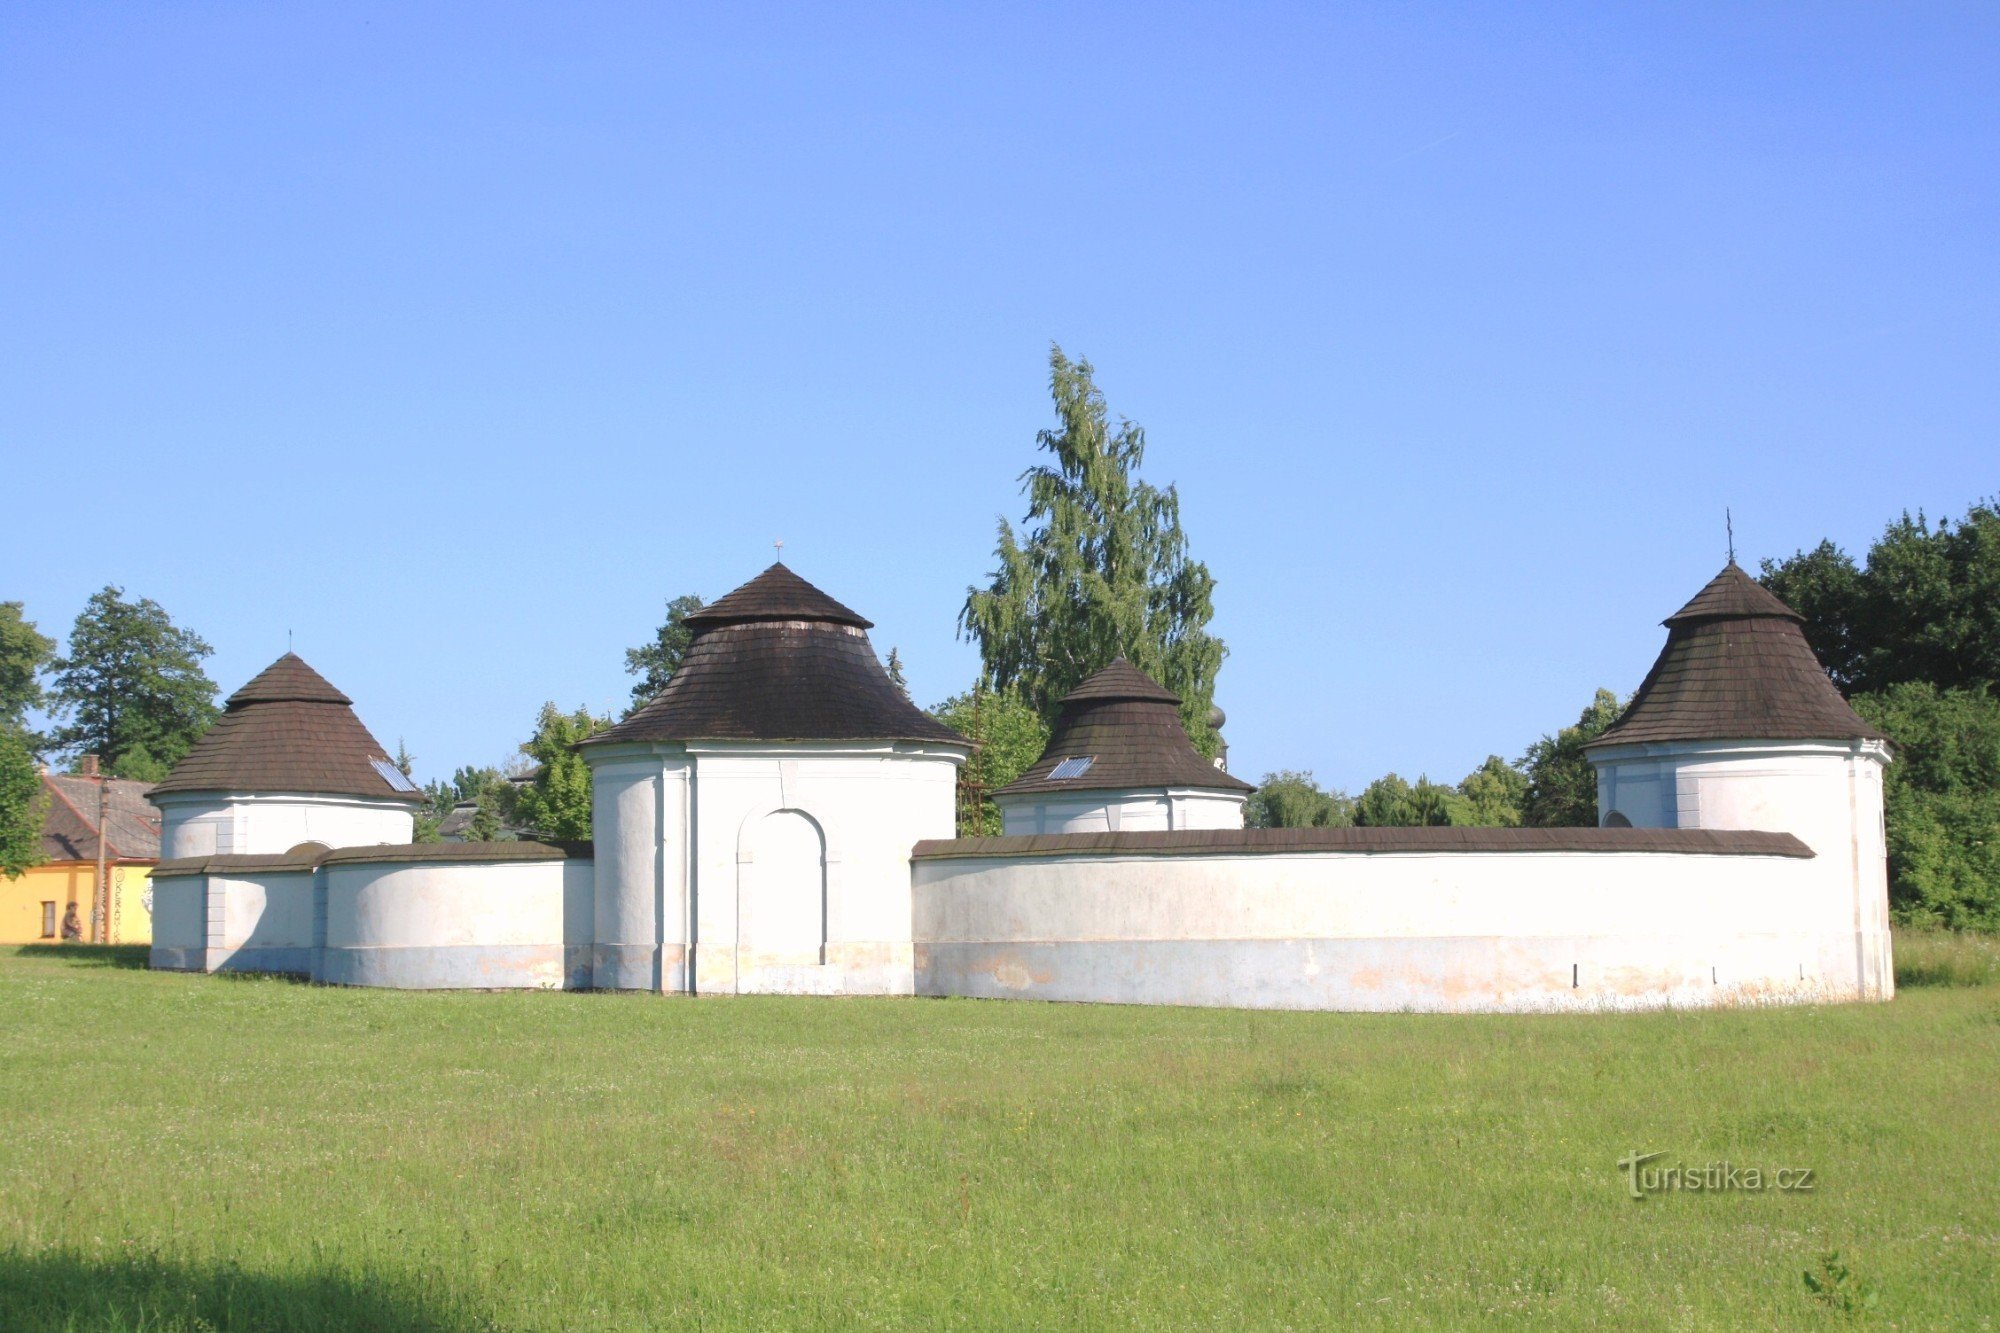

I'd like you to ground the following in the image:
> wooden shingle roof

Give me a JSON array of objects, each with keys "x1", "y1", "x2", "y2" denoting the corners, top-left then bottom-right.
[
  {"x1": 993, "y1": 658, "x2": 1253, "y2": 798},
  {"x1": 1587, "y1": 563, "x2": 1886, "y2": 749},
  {"x1": 584, "y1": 566, "x2": 967, "y2": 749},
  {"x1": 148, "y1": 653, "x2": 424, "y2": 803}
]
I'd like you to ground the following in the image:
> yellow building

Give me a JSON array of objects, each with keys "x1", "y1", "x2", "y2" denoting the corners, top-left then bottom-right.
[{"x1": 0, "y1": 767, "x2": 159, "y2": 945}]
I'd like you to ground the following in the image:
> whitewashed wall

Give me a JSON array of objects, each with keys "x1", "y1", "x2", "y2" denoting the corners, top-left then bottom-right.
[
  {"x1": 913, "y1": 840, "x2": 1882, "y2": 1011},
  {"x1": 996, "y1": 788, "x2": 1246, "y2": 835},
  {"x1": 154, "y1": 792, "x2": 414, "y2": 859},
  {"x1": 319, "y1": 855, "x2": 593, "y2": 989},
  {"x1": 587, "y1": 740, "x2": 965, "y2": 996},
  {"x1": 1591, "y1": 739, "x2": 1893, "y2": 1000}
]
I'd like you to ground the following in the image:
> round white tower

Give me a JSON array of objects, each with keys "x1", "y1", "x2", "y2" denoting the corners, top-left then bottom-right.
[
  {"x1": 1585, "y1": 563, "x2": 1893, "y2": 999},
  {"x1": 578, "y1": 564, "x2": 970, "y2": 996},
  {"x1": 990, "y1": 659, "x2": 1253, "y2": 835},
  {"x1": 148, "y1": 653, "x2": 421, "y2": 858}
]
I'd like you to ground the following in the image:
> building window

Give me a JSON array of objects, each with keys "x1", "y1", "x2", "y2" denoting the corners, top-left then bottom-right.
[
  {"x1": 40, "y1": 902, "x2": 56, "y2": 939},
  {"x1": 1603, "y1": 811, "x2": 1633, "y2": 828}
]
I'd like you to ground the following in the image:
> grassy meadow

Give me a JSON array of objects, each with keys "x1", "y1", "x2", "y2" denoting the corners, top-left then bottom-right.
[{"x1": 1, "y1": 937, "x2": 1997, "y2": 1330}]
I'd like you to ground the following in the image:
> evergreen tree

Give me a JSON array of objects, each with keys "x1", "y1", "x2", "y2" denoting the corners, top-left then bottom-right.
[
  {"x1": 0, "y1": 602, "x2": 56, "y2": 738},
  {"x1": 512, "y1": 703, "x2": 610, "y2": 842},
  {"x1": 49, "y1": 587, "x2": 219, "y2": 776},
  {"x1": 0, "y1": 725, "x2": 46, "y2": 879},
  {"x1": 884, "y1": 648, "x2": 910, "y2": 699},
  {"x1": 961, "y1": 345, "x2": 1226, "y2": 753},
  {"x1": 625, "y1": 594, "x2": 706, "y2": 714}
]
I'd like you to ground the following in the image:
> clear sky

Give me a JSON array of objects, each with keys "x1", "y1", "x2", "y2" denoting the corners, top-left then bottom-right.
[{"x1": 4, "y1": 3, "x2": 1995, "y2": 792}]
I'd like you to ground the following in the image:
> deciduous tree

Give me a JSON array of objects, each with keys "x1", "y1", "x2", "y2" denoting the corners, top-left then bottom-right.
[
  {"x1": 0, "y1": 602, "x2": 55, "y2": 738},
  {"x1": 961, "y1": 346, "x2": 1226, "y2": 753},
  {"x1": 511, "y1": 704, "x2": 610, "y2": 842},
  {"x1": 929, "y1": 687, "x2": 1050, "y2": 836},
  {"x1": 1245, "y1": 771, "x2": 1354, "y2": 829},
  {"x1": 0, "y1": 725, "x2": 45, "y2": 879},
  {"x1": 1518, "y1": 689, "x2": 1623, "y2": 828}
]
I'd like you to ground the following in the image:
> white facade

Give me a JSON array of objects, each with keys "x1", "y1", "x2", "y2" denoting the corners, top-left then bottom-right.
[
  {"x1": 996, "y1": 787, "x2": 1246, "y2": 835},
  {"x1": 154, "y1": 790, "x2": 414, "y2": 860},
  {"x1": 585, "y1": 739, "x2": 966, "y2": 995},
  {"x1": 1589, "y1": 737, "x2": 1894, "y2": 1000},
  {"x1": 913, "y1": 836, "x2": 1859, "y2": 1012}
]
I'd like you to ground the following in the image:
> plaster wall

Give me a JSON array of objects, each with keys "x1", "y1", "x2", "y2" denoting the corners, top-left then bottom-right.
[
  {"x1": 587, "y1": 741, "x2": 964, "y2": 996},
  {"x1": 149, "y1": 874, "x2": 206, "y2": 970},
  {"x1": 1592, "y1": 740, "x2": 1893, "y2": 999},
  {"x1": 320, "y1": 857, "x2": 593, "y2": 989},
  {"x1": 155, "y1": 792, "x2": 414, "y2": 859},
  {"x1": 997, "y1": 788, "x2": 1246, "y2": 836},
  {"x1": 913, "y1": 846, "x2": 1872, "y2": 1011}
]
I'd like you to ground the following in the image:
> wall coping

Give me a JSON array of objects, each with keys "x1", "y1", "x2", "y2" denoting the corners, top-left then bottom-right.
[
  {"x1": 153, "y1": 840, "x2": 592, "y2": 877},
  {"x1": 911, "y1": 827, "x2": 1815, "y2": 861}
]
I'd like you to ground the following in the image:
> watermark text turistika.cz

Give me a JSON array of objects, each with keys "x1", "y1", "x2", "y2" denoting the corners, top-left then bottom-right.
[{"x1": 1618, "y1": 1151, "x2": 1816, "y2": 1199}]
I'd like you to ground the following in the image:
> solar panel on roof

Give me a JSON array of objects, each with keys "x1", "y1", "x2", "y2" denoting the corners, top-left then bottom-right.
[
  {"x1": 370, "y1": 758, "x2": 420, "y2": 794},
  {"x1": 1047, "y1": 756, "x2": 1096, "y2": 780}
]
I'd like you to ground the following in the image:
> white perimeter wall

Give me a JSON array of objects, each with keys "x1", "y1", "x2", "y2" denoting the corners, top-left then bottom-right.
[
  {"x1": 1592, "y1": 740, "x2": 1893, "y2": 999},
  {"x1": 155, "y1": 793, "x2": 415, "y2": 859},
  {"x1": 588, "y1": 741, "x2": 964, "y2": 996},
  {"x1": 320, "y1": 858, "x2": 593, "y2": 990},
  {"x1": 914, "y1": 847, "x2": 1883, "y2": 1012},
  {"x1": 997, "y1": 788, "x2": 1246, "y2": 836}
]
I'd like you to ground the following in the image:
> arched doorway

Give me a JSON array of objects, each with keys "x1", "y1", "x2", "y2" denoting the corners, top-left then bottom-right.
[{"x1": 738, "y1": 810, "x2": 827, "y2": 979}]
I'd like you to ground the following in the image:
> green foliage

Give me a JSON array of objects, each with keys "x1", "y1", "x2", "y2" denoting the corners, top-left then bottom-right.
[
  {"x1": 625, "y1": 593, "x2": 705, "y2": 715},
  {"x1": 48, "y1": 587, "x2": 218, "y2": 775},
  {"x1": 1352, "y1": 773, "x2": 1470, "y2": 827},
  {"x1": 0, "y1": 725, "x2": 47, "y2": 879},
  {"x1": 1245, "y1": 771, "x2": 1354, "y2": 829},
  {"x1": 1762, "y1": 498, "x2": 2000, "y2": 695},
  {"x1": 107, "y1": 744, "x2": 171, "y2": 783},
  {"x1": 884, "y1": 648, "x2": 910, "y2": 699},
  {"x1": 929, "y1": 687, "x2": 1050, "y2": 836},
  {"x1": 511, "y1": 704, "x2": 610, "y2": 842},
  {"x1": 1456, "y1": 755, "x2": 1528, "y2": 828},
  {"x1": 961, "y1": 345, "x2": 1227, "y2": 754},
  {"x1": 1852, "y1": 684, "x2": 2000, "y2": 930},
  {"x1": 1519, "y1": 689, "x2": 1623, "y2": 828},
  {"x1": 0, "y1": 602, "x2": 56, "y2": 737},
  {"x1": 1802, "y1": 1251, "x2": 1877, "y2": 1316}
]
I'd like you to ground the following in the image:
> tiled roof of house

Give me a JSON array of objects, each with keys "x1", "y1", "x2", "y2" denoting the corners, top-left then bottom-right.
[
  {"x1": 584, "y1": 564, "x2": 967, "y2": 749},
  {"x1": 1587, "y1": 563, "x2": 1886, "y2": 749},
  {"x1": 992, "y1": 658, "x2": 1253, "y2": 799},
  {"x1": 38, "y1": 774, "x2": 162, "y2": 862},
  {"x1": 148, "y1": 653, "x2": 425, "y2": 803}
]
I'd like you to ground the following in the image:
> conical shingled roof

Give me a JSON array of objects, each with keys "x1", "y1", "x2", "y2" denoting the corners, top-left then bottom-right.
[
  {"x1": 149, "y1": 653, "x2": 424, "y2": 803},
  {"x1": 993, "y1": 659, "x2": 1253, "y2": 798},
  {"x1": 583, "y1": 565, "x2": 966, "y2": 748},
  {"x1": 1586, "y1": 563, "x2": 1886, "y2": 749},
  {"x1": 684, "y1": 563, "x2": 871, "y2": 629}
]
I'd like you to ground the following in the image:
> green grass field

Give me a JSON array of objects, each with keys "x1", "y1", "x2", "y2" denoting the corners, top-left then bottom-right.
[{"x1": 2, "y1": 938, "x2": 1997, "y2": 1330}]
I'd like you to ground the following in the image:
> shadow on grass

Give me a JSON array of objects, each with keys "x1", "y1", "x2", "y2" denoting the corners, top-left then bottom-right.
[
  {"x1": 0, "y1": 1247, "x2": 483, "y2": 1332},
  {"x1": 11, "y1": 943, "x2": 150, "y2": 970}
]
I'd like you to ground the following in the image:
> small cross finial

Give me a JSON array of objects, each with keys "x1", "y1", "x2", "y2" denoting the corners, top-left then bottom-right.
[
  {"x1": 773, "y1": 538, "x2": 784, "y2": 559},
  {"x1": 288, "y1": 628, "x2": 293, "y2": 652},
  {"x1": 1725, "y1": 509, "x2": 1736, "y2": 564}
]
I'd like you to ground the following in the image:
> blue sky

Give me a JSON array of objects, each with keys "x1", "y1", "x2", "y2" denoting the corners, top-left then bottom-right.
[{"x1": 4, "y1": 3, "x2": 1995, "y2": 791}]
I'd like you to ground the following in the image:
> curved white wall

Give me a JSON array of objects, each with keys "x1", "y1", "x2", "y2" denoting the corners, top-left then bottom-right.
[
  {"x1": 587, "y1": 740, "x2": 965, "y2": 996},
  {"x1": 1590, "y1": 738, "x2": 1892, "y2": 999},
  {"x1": 996, "y1": 787, "x2": 1246, "y2": 836},
  {"x1": 914, "y1": 841, "x2": 1868, "y2": 1011},
  {"x1": 155, "y1": 792, "x2": 414, "y2": 859}
]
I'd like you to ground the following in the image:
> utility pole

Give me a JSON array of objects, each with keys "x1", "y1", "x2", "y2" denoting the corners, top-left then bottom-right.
[{"x1": 94, "y1": 765, "x2": 111, "y2": 944}]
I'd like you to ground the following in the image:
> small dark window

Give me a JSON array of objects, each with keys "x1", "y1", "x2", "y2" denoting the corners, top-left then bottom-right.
[
  {"x1": 1603, "y1": 811, "x2": 1633, "y2": 829},
  {"x1": 40, "y1": 902, "x2": 56, "y2": 939}
]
